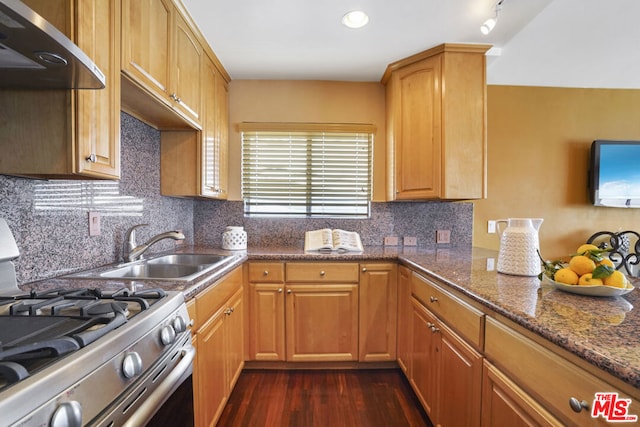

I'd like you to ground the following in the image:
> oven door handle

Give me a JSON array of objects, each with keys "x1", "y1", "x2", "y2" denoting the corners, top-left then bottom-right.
[{"x1": 123, "y1": 345, "x2": 195, "y2": 426}]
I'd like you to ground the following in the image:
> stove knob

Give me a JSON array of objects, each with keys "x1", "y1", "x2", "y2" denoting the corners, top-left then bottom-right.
[
  {"x1": 122, "y1": 352, "x2": 143, "y2": 379},
  {"x1": 172, "y1": 315, "x2": 187, "y2": 333},
  {"x1": 51, "y1": 401, "x2": 82, "y2": 427},
  {"x1": 160, "y1": 324, "x2": 177, "y2": 345}
]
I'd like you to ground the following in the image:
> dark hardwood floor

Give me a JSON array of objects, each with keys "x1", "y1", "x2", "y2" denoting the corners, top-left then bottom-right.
[{"x1": 217, "y1": 369, "x2": 433, "y2": 427}]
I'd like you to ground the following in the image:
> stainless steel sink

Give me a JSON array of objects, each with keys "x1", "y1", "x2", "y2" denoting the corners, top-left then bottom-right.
[{"x1": 64, "y1": 253, "x2": 234, "y2": 281}]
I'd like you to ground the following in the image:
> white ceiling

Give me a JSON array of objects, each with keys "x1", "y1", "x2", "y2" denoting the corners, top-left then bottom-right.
[{"x1": 182, "y1": 0, "x2": 640, "y2": 88}]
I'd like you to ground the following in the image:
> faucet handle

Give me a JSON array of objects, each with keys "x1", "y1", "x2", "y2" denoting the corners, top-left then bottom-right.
[{"x1": 123, "y1": 224, "x2": 149, "y2": 259}]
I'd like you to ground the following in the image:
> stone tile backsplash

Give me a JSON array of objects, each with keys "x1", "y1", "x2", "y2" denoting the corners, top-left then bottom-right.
[{"x1": 0, "y1": 113, "x2": 472, "y2": 285}]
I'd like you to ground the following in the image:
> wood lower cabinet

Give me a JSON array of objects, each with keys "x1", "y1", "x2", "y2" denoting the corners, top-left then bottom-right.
[
  {"x1": 247, "y1": 262, "x2": 360, "y2": 362},
  {"x1": 396, "y1": 265, "x2": 412, "y2": 374},
  {"x1": 382, "y1": 43, "x2": 490, "y2": 201},
  {"x1": 0, "y1": 0, "x2": 120, "y2": 179},
  {"x1": 406, "y1": 271, "x2": 484, "y2": 427},
  {"x1": 191, "y1": 267, "x2": 243, "y2": 427},
  {"x1": 484, "y1": 317, "x2": 640, "y2": 427},
  {"x1": 482, "y1": 360, "x2": 561, "y2": 427},
  {"x1": 359, "y1": 263, "x2": 397, "y2": 362}
]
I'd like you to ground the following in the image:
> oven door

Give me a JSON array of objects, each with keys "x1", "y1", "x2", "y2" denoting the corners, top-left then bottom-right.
[{"x1": 89, "y1": 336, "x2": 195, "y2": 427}]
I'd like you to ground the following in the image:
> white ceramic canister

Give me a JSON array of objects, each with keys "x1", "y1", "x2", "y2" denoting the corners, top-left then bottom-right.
[
  {"x1": 496, "y1": 218, "x2": 543, "y2": 276},
  {"x1": 222, "y1": 226, "x2": 247, "y2": 250}
]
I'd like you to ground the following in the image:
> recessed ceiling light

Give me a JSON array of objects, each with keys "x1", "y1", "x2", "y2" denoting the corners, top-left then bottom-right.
[{"x1": 342, "y1": 10, "x2": 369, "y2": 29}]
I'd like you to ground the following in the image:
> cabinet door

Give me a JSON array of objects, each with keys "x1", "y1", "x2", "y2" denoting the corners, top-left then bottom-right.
[
  {"x1": 437, "y1": 323, "x2": 483, "y2": 427},
  {"x1": 482, "y1": 361, "x2": 561, "y2": 427},
  {"x1": 226, "y1": 289, "x2": 244, "y2": 392},
  {"x1": 121, "y1": 0, "x2": 172, "y2": 99},
  {"x1": 391, "y1": 55, "x2": 442, "y2": 199},
  {"x1": 286, "y1": 284, "x2": 358, "y2": 362},
  {"x1": 397, "y1": 265, "x2": 412, "y2": 374},
  {"x1": 411, "y1": 298, "x2": 439, "y2": 419},
  {"x1": 75, "y1": 0, "x2": 120, "y2": 178},
  {"x1": 248, "y1": 283, "x2": 285, "y2": 361},
  {"x1": 171, "y1": 12, "x2": 203, "y2": 124},
  {"x1": 359, "y1": 263, "x2": 397, "y2": 361},
  {"x1": 196, "y1": 308, "x2": 227, "y2": 427},
  {"x1": 201, "y1": 58, "x2": 228, "y2": 198}
]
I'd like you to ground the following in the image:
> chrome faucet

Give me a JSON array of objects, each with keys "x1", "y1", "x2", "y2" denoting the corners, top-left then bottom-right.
[{"x1": 123, "y1": 224, "x2": 186, "y2": 262}]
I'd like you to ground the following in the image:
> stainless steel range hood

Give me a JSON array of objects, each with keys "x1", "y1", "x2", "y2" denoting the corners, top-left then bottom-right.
[{"x1": 0, "y1": 0, "x2": 105, "y2": 89}]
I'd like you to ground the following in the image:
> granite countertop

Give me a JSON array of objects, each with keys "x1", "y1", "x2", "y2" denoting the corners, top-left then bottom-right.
[{"x1": 22, "y1": 245, "x2": 640, "y2": 391}]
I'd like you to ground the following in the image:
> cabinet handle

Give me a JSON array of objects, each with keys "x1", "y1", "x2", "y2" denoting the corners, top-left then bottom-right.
[
  {"x1": 224, "y1": 308, "x2": 233, "y2": 316},
  {"x1": 170, "y1": 93, "x2": 182, "y2": 103},
  {"x1": 263, "y1": 270, "x2": 269, "y2": 276},
  {"x1": 362, "y1": 267, "x2": 367, "y2": 272},
  {"x1": 430, "y1": 326, "x2": 440, "y2": 333},
  {"x1": 430, "y1": 296, "x2": 438, "y2": 303},
  {"x1": 85, "y1": 154, "x2": 97, "y2": 163},
  {"x1": 287, "y1": 289, "x2": 292, "y2": 294},
  {"x1": 427, "y1": 322, "x2": 434, "y2": 328},
  {"x1": 319, "y1": 271, "x2": 326, "y2": 276},
  {"x1": 278, "y1": 288, "x2": 283, "y2": 293},
  {"x1": 569, "y1": 397, "x2": 590, "y2": 413}
]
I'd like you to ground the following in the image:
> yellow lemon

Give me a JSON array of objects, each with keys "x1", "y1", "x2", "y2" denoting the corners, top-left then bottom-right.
[
  {"x1": 578, "y1": 273, "x2": 604, "y2": 286},
  {"x1": 554, "y1": 268, "x2": 579, "y2": 285},
  {"x1": 576, "y1": 243, "x2": 599, "y2": 256},
  {"x1": 603, "y1": 270, "x2": 627, "y2": 288},
  {"x1": 569, "y1": 255, "x2": 596, "y2": 276},
  {"x1": 598, "y1": 258, "x2": 615, "y2": 268}
]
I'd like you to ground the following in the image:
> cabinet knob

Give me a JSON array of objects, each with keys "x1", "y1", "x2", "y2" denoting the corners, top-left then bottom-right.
[
  {"x1": 430, "y1": 296, "x2": 438, "y2": 303},
  {"x1": 431, "y1": 326, "x2": 440, "y2": 333},
  {"x1": 362, "y1": 267, "x2": 367, "y2": 272},
  {"x1": 263, "y1": 270, "x2": 269, "y2": 276},
  {"x1": 224, "y1": 308, "x2": 233, "y2": 315},
  {"x1": 569, "y1": 397, "x2": 590, "y2": 413},
  {"x1": 287, "y1": 289, "x2": 292, "y2": 294},
  {"x1": 278, "y1": 288, "x2": 283, "y2": 293},
  {"x1": 319, "y1": 270, "x2": 326, "y2": 276},
  {"x1": 85, "y1": 154, "x2": 97, "y2": 163}
]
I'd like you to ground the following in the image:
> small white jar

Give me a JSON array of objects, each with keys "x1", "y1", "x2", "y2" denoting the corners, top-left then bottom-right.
[{"x1": 222, "y1": 226, "x2": 247, "y2": 250}]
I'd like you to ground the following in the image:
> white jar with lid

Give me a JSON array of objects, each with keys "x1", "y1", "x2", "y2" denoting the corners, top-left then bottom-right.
[{"x1": 222, "y1": 226, "x2": 247, "y2": 250}]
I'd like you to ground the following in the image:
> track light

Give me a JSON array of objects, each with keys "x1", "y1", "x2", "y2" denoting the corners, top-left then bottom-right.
[{"x1": 480, "y1": 0, "x2": 504, "y2": 35}]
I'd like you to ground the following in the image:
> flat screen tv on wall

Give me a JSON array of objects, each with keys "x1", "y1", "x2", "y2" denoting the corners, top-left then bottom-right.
[{"x1": 589, "y1": 140, "x2": 640, "y2": 208}]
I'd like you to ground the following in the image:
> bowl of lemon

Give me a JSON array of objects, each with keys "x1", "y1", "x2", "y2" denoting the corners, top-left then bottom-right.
[{"x1": 539, "y1": 244, "x2": 635, "y2": 297}]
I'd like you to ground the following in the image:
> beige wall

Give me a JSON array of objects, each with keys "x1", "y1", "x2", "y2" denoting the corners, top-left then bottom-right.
[
  {"x1": 228, "y1": 81, "x2": 640, "y2": 259},
  {"x1": 227, "y1": 80, "x2": 387, "y2": 201},
  {"x1": 474, "y1": 85, "x2": 640, "y2": 259}
]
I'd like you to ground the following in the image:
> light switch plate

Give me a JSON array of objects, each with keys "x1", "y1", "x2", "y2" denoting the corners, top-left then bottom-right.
[
  {"x1": 403, "y1": 236, "x2": 417, "y2": 246},
  {"x1": 88, "y1": 212, "x2": 101, "y2": 236},
  {"x1": 384, "y1": 236, "x2": 399, "y2": 246},
  {"x1": 436, "y1": 230, "x2": 451, "y2": 244}
]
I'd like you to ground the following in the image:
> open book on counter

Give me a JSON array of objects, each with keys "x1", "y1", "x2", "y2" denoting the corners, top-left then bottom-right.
[{"x1": 304, "y1": 228, "x2": 363, "y2": 253}]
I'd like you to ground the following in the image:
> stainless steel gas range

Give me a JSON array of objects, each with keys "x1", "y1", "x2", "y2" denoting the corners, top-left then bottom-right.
[{"x1": 0, "y1": 219, "x2": 194, "y2": 426}]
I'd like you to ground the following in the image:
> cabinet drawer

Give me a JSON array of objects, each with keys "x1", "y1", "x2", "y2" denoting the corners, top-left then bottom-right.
[
  {"x1": 248, "y1": 262, "x2": 284, "y2": 283},
  {"x1": 286, "y1": 262, "x2": 359, "y2": 282},
  {"x1": 195, "y1": 266, "x2": 243, "y2": 329},
  {"x1": 485, "y1": 317, "x2": 639, "y2": 427},
  {"x1": 411, "y1": 272, "x2": 484, "y2": 348}
]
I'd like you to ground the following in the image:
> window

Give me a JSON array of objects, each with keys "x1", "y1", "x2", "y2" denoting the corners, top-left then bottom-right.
[{"x1": 241, "y1": 123, "x2": 374, "y2": 218}]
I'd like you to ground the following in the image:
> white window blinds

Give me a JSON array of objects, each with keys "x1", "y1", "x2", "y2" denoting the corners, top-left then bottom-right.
[{"x1": 241, "y1": 123, "x2": 374, "y2": 217}]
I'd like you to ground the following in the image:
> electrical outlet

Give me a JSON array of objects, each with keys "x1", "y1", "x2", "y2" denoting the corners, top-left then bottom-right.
[
  {"x1": 384, "y1": 236, "x2": 399, "y2": 246},
  {"x1": 403, "y1": 236, "x2": 417, "y2": 246},
  {"x1": 486, "y1": 258, "x2": 495, "y2": 271},
  {"x1": 436, "y1": 230, "x2": 451, "y2": 244},
  {"x1": 487, "y1": 220, "x2": 496, "y2": 234},
  {"x1": 88, "y1": 211, "x2": 101, "y2": 236}
]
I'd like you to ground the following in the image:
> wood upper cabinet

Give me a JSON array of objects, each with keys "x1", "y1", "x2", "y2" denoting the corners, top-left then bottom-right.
[
  {"x1": 382, "y1": 43, "x2": 490, "y2": 200},
  {"x1": 359, "y1": 263, "x2": 397, "y2": 362},
  {"x1": 159, "y1": 56, "x2": 230, "y2": 199},
  {"x1": 122, "y1": 0, "x2": 203, "y2": 127},
  {"x1": 0, "y1": 0, "x2": 120, "y2": 179}
]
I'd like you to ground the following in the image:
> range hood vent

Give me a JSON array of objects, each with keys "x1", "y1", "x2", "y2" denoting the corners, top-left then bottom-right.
[{"x1": 0, "y1": 0, "x2": 105, "y2": 89}]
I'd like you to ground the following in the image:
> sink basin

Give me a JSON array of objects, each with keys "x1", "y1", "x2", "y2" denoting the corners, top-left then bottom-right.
[{"x1": 65, "y1": 253, "x2": 234, "y2": 281}]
